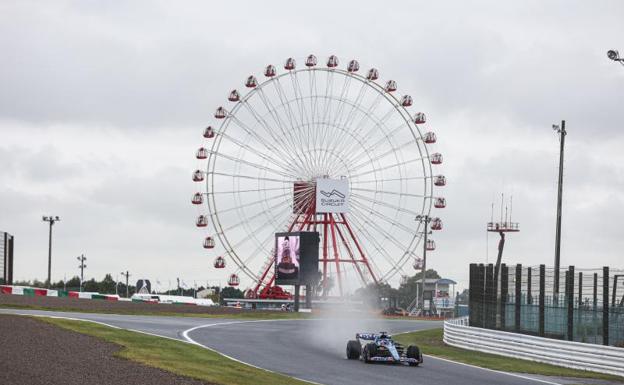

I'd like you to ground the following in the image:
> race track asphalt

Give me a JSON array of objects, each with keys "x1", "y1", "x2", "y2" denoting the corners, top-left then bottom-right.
[{"x1": 0, "y1": 309, "x2": 562, "y2": 385}]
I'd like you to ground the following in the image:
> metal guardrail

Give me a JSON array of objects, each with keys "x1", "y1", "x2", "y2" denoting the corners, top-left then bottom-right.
[{"x1": 443, "y1": 317, "x2": 624, "y2": 377}]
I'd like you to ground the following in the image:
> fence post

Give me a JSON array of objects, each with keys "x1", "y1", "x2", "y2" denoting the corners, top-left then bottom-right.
[
  {"x1": 500, "y1": 264, "x2": 508, "y2": 330},
  {"x1": 527, "y1": 267, "x2": 532, "y2": 305},
  {"x1": 603, "y1": 266, "x2": 609, "y2": 346},
  {"x1": 539, "y1": 264, "x2": 545, "y2": 337},
  {"x1": 469, "y1": 263, "x2": 476, "y2": 326},
  {"x1": 486, "y1": 263, "x2": 496, "y2": 329},
  {"x1": 593, "y1": 273, "x2": 598, "y2": 310},
  {"x1": 578, "y1": 272, "x2": 583, "y2": 308},
  {"x1": 567, "y1": 265, "x2": 574, "y2": 341},
  {"x1": 515, "y1": 264, "x2": 522, "y2": 332}
]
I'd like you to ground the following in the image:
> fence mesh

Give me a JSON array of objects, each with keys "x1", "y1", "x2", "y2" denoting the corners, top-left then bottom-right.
[{"x1": 469, "y1": 264, "x2": 624, "y2": 347}]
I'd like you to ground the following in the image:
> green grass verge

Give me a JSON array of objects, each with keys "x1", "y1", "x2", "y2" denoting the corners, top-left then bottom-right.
[
  {"x1": 394, "y1": 328, "x2": 624, "y2": 382},
  {"x1": 40, "y1": 317, "x2": 310, "y2": 385},
  {"x1": 0, "y1": 303, "x2": 310, "y2": 320}
]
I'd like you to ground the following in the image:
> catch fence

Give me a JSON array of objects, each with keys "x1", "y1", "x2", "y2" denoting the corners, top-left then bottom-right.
[{"x1": 469, "y1": 263, "x2": 624, "y2": 346}]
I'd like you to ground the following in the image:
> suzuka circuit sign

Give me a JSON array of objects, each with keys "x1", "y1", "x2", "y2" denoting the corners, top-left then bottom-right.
[{"x1": 315, "y1": 178, "x2": 350, "y2": 213}]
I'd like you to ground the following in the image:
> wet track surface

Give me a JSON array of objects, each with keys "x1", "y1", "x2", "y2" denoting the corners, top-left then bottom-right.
[{"x1": 0, "y1": 309, "x2": 565, "y2": 385}]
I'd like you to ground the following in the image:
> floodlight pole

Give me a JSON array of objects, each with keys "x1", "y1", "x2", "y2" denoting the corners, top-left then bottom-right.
[
  {"x1": 77, "y1": 254, "x2": 87, "y2": 292},
  {"x1": 121, "y1": 271, "x2": 131, "y2": 298},
  {"x1": 415, "y1": 215, "x2": 431, "y2": 314},
  {"x1": 553, "y1": 121, "x2": 566, "y2": 296},
  {"x1": 42, "y1": 215, "x2": 60, "y2": 288}
]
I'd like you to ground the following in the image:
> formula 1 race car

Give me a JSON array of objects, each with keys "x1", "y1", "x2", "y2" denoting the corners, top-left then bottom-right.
[{"x1": 346, "y1": 332, "x2": 423, "y2": 366}]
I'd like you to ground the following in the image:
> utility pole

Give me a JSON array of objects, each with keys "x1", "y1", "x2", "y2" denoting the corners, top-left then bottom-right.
[
  {"x1": 121, "y1": 271, "x2": 131, "y2": 298},
  {"x1": 553, "y1": 121, "x2": 566, "y2": 296},
  {"x1": 415, "y1": 215, "x2": 432, "y2": 315},
  {"x1": 77, "y1": 254, "x2": 87, "y2": 292},
  {"x1": 42, "y1": 215, "x2": 60, "y2": 288},
  {"x1": 177, "y1": 277, "x2": 181, "y2": 296}
]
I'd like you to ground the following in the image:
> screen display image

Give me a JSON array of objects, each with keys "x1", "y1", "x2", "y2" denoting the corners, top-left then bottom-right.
[{"x1": 275, "y1": 235, "x2": 300, "y2": 282}]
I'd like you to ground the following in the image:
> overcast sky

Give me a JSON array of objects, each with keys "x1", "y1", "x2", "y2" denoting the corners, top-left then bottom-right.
[{"x1": 1, "y1": 1, "x2": 623, "y2": 292}]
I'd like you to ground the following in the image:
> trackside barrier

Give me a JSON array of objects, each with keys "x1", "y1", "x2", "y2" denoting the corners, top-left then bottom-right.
[{"x1": 443, "y1": 317, "x2": 624, "y2": 377}]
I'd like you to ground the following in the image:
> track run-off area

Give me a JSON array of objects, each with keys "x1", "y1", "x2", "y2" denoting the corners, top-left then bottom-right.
[{"x1": 0, "y1": 309, "x2": 570, "y2": 385}]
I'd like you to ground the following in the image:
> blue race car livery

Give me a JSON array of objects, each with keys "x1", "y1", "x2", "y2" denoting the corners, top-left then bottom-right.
[{"x1": 346, "y1": 331, "x2": 423, "y2": 366}]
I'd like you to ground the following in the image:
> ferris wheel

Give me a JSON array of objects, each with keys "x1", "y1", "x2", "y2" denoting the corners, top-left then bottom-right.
[{"x1": 192, "y1": 55, "x2": 446, "y2": 296}]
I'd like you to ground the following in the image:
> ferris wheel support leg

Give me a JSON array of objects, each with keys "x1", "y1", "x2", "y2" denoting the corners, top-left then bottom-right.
[
  {"x1": 329, "y1": 214, "x2": 344, "y2": 296},
  {"x1": 340, "y1": 213, "x2": 378, "y2": 285},
  {"x1": 334, "y1": 222, "x2": 368, "y2": 285}
]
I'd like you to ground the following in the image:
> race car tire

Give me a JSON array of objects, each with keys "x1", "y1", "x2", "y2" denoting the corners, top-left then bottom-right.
[
  {"x1": 406, "y1": 345, "x2": 422, "y2": 366},
  {"x1": 346, "y1": 340, "x2": 361, "y2": 359},
  {"x1": 364, "y1": 342, "x2": 377, "y2": 363}
]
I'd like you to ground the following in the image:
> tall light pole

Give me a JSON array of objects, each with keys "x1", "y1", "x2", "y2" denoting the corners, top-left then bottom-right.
[
  {"x1": 77, "y1": 254, "x2": 86, "y2": 292},
  {"x1": 607, "y1": 50, "x2": 624, "y2": 67},
  {"x1": 42, "y1": 215, "x2": 60, "y2": 288},
  {"x1": 121, "y1": 271, "x2": 131, "y2": 298},
  {"x1": 552, "y1": 121, "x2": 566, "y2": 296},
  {"x1": 415, "y1": 215, "x2": 432, "y2": 315}
]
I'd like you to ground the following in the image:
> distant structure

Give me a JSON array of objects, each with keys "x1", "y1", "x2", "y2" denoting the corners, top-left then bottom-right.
[
  {"x1": 1, "y1": 231, "x2": 14, "y2": 285},
  {"x1": 487, "y1": 195, "x2": 519, "y2": 284}
]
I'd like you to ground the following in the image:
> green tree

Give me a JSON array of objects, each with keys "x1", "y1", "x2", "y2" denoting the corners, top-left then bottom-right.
[
  {"x1": 98, "y1": 274, "x2": 116, "y2": 294},
  {"x1": 220, "y1": 286, "x2": 244, "y2": 304}
]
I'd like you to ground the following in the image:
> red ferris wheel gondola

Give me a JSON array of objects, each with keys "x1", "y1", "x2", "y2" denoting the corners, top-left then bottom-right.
[
  {"x1": 423, "y1": 132, "x2": 437, "y2": 144},
  {"x1": 413, "y1": 112, "x2": 426, "y2": 124},
  {"x1": 264, "y1": 64, "x2": 277, "y2": 77},
  {"x1": 203, "y1": 126, "x2": 215, "y2": 138},
  {"x1": 401, "y1": 95, "x2": 413, "y2": 107},
  {"x1": 203, "y1": 236, "x2": 215, "y2": 249},
  {"x1": 196, "y1": 215, "x2": 208, "y2": 227},
  {"x1": 192, "y1": 170, "x2": 204, "y2": 182},
  {"x1": 434, "y1": 175, "x2": 446, "y2": 186},
  {"x1": 214, "y1": 256, "x2": 225, "y2": 269},
  {"x1": 192, "y1": 193, "x2": 203, "y2": 205},
  {"x1": 426, "y1": 239, "x2": 436, "y2": 251},
  {"x1": 385, "y1": 80, "x2": 397, "y2": 92},
  {"x1": 430, "y1": 153, "x2": 443, "y2": 165},
  {"x1": 434, "y1": 197, "x2": 446, "y2": 208},
  {"x1": 347, "y1": 60, "x2": 360, "y2": 72},
  {"x1": 228, "y1": 90, "x2": 240, "y2": 102},
  {"x1": 366, "y1": 68, "x2": 379, "y2": 80},
  {"x1": 196, "y1": 147, "x2": 208, "y2": 160},
  {"x1": 228, "y1": 274, "x2": 240, "y2": 286},
  {"x1": 305, "y1": 54, "x2": 318, "y2": 67},
  {"x1": 327, "y1": 55, "x2": 339, "y2": 68},
  {"x1": 430, "y1": 217, "x2": 443, "y2": 230}
]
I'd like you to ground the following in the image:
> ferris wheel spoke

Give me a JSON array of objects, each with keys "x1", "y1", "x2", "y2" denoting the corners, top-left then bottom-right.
[
  {"x1": 209, "y1": 149, "x2": 297, "y2": 179},
  {"x1": 255, "y1": 89, "x2": 316, "y2": 177},
  {"x1": 349, "y1": 204, "x2": 416, "y2": 273},
  {"x1": 221, "y1": 194, "x2": 291, "y2": 233},
  {"x1": 212, "y1": 191, "x2": 290, "y2": 216},
  {"x1": 210, "y1": 171, "x2": 293, "y2": 185},
  {"x1": 350, "y1": 199, "x2": 415, "y2": 235},
  {"x1": 343, "y1": 122, "x2": 412, "y2": 169},
  {"x1": 346, "y1": 209, "x2": 406, "y2": 278},
  {"x1": 349, "y1": 156, "x2": 426, "y2": 179},
  {"x1": 348, "y1": 138, "x2": 417, "y2": 174},
  {"x1": 324, "y1": 92, "x2": 384, "y2": 170},
  {"x1": 239, "y1": 100, "x2": 311, "y2": 176},
  {"x1": 229, "y1": 203, "x2": 293, "y2": 252},
  {"x1": 273, "y1": 78, "x2": 318, "y2": 175},
  {"x1": 351, "y1": 187, "x2": 425, "y2": 199},
  {"x1": 351, "y1": 175, "x2": 427, "y2": 184},
  {"x1": 227, "y1": 113, "x2": 306, "y2": 175},
  {"x1": 351, "y1": 193, "x2": 420, "y2": 216},
  {"x1": 332, "y1": 95, "x2": 392, "y2": 166},
  {"x1": 217, "y1": 131, "x2": 301, "y2": 177},
  {"x1": 210, "y1": 186, "x2": 288, "y2": 195}
]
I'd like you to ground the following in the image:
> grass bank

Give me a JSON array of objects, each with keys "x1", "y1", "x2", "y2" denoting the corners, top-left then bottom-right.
[
  {"x1": 394, "y1": 328, "x2": 623, "y2": 382},
  {"x1": 41, "y1": 317, "x2": 310, "y2": 385}
]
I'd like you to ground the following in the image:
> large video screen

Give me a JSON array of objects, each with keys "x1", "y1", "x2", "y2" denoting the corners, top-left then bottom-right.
[
  {"x1": 275, "y1": 234, "x2": 300, "y2": 283},
  {"x1": 275, "y1": 231, "x2": 319, "y2": 286}
]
